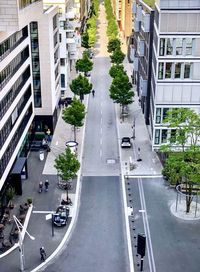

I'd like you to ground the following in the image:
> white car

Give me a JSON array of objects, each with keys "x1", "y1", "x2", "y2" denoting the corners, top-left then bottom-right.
[{"x1": 121, "y1": 137, "x2": 132, "y2": 148}]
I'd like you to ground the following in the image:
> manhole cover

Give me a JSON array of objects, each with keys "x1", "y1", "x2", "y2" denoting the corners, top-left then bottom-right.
[{"x1": 106, "y1": 159, "x2": 116, "y2": 164}]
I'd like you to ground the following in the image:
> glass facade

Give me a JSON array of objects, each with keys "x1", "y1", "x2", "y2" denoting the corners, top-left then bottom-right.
[{"x1": 30, "y1": 22, "x2": 42, "y2": 107}]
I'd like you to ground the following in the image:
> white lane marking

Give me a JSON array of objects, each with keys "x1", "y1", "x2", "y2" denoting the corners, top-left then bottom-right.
[
  {"x1": 138, "y1": 178, "x2": 156, "y2": 272},
  {"x1": 139, "y1": 210, "x2": 145, "y2": 213},
  {"x1": 116, "y1": 107, "x2": 135, "y2": 272},
  {"x1": 100, "y1": 149, "x2": 102, "y2": 158}
]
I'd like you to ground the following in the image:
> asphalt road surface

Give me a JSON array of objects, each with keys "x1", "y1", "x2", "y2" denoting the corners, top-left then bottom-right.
[
  {"x1": 46, "y1": 3, "x2": 129, "y2": 272},
  {"x1": 128, "y1": 177, "x2": 200, "y2": 272}
]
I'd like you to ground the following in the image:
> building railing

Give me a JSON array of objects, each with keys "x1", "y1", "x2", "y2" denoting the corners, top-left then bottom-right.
[
  {"x1": 18, "y1": 0, "x2": 41, "y2": 10},
  {"x1": 0, "y1": 106, "x2": 33, "y2": 179}
]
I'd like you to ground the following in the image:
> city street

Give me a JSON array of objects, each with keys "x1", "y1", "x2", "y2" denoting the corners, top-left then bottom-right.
[
  {"x1": 46, "y1": 3, "x2": 129, "y2": 272},
  {"x1": 127, "y1": 177, "x2": 200, "y2": 272}
]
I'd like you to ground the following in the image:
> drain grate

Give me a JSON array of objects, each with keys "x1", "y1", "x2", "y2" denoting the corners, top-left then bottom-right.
[{"x1": 106, "y1": 159, "x2": 116, "y2": 164}]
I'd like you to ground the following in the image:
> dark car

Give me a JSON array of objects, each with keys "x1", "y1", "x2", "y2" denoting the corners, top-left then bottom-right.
[
  {"x1": 53, "y1": 205, "x2": 70, "y2": 227},
  {"x1": 121, "y1": 137, "x2": 132, "y2": 148}
]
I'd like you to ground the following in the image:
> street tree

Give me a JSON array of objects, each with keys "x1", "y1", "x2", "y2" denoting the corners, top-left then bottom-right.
[
  {"x1": 70, "y1": 74, "x2": 92, "y2": 102},
  {"x1": 54, "y1": 147, "x2": 80, "y2": 182},
  {"x1": 109, "y1": 73, "x2": 134, "y2": 120},
  {"x1": 161, "y1": 108, "x2": 200, "y2": 213},
  {"x1": 107, "y1": 38, "x2": 121, "y2": 53},
  {"x1": 54, "y1": 147, "x2": 80, "y2": 203},
  {"x1": 110, "y1": 48, "x2": 125, "y2": 64},
  {"x1": 62, "y1": 97, "x2": 86, "y2": 141},
  {"x1": 109, "y1": 64, "x2": 126, "y2": 78},
  {"x1": 81, "y1": 31, "x2": 90, "y2": 48},
  {"x1": 75, "y1": 54, "x2": 93, "y2": 75}
]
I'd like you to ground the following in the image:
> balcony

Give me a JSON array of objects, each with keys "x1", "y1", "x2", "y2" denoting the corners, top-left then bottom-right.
[
  {"x1": 137, "y1": 39, "x2": 145, "y2": 57},
  {"x1": 136, "y1": 5, "x2": 142, "y2": 21},
  {"x1": 140, "y1": 77, "x2": 147, "y2": 97},
  {"x1": 133, "y1": 57, "x2": 139, "y2": 72},
  {"x1": 134, "y1": 19, "x2": 141, "y2": 32},
  {"x1": 142, "y1": 13, "x2": 150, "y2": 32}
]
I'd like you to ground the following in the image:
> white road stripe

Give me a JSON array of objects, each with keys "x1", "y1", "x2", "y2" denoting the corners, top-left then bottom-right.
[
  {"x1": 33, "y1": 211, "x2": 55, "y2": 214},
  {"x1": 138, "y1": 178, "x2": 156, "y2": 272}
]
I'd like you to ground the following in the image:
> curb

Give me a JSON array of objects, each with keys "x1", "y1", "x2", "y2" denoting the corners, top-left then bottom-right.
[{"x1": 30, "y1": 94, "x2": 89, "y2": 272}]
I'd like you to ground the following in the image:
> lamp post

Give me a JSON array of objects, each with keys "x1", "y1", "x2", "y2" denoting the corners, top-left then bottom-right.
[
  {"x1": 132, "y1": 117, "x2": 136, "y2": 140},
  {"x1": 13, "y1": 215, "x2": 35, "y2": 272}
]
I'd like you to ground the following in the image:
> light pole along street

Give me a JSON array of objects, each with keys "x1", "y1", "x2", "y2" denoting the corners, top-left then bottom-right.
[{"x1": 13, "y1": 215, "x2": 35, "y2": 272}]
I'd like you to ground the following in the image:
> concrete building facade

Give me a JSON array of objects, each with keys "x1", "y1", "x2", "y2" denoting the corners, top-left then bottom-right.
[
  {"x1": 0, "y1": 0, "x2": 60, "y2": 207},
  {"x1": 132, "y1": 0, "x2": 200, "y2": 150}
]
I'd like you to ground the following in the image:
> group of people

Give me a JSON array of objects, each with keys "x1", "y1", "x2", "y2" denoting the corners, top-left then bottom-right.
[{"x1": 38, "y1": 180, "x2": 49, "y2": 193}]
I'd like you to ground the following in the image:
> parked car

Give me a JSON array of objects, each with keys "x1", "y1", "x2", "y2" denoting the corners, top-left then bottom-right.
[
  {"x1": 121, "y1": 137, "x2": 132, "y2": 148},
  {"x1": 53, "y1": 205, "x2": 70, "y2": 227}
]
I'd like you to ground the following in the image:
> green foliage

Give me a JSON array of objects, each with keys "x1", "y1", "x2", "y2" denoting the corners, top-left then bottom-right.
[
  {"x1": 75, "y1": 55, "x2": 93, "y2": 73},
  {"x1": 6, "y1": 187, "x2": 15, "y2": 201},
  {"x1": 107, "y1": 38, "x2": 121, "y2": 53},
  {"x1": 81, "y1": 31, "x2": 90, "y2": 48},
  {"x1": 54, "y1": 147, "x2": 80, "y2": 182},
  {"x1": 62, "y1": 97, "x2": 86, "y2": 128},
  {"x1": 163, "y1": 108, "x2": 200, "y2": 151},
  {"x1": 109, "y1": 64, "x2": 126, "y2": 78},
  {"x1": 104, "y1": 0, "x2": 119, "y2": 40},
  {"x1": 110, "y1": 48, "x2": 125, "y2": 64},
  {"x1": 81, "y1": 0, "x2": 99, "y2": 48},
  {"x1": 70, "y1": 74, "x2": 93, "y2": 98},
  {"x1": 161, "y1": 108, "x2": 200, "y2": 213},
  {"x1": 109, "y1": 74, "x2": 134, "y2": 107}
]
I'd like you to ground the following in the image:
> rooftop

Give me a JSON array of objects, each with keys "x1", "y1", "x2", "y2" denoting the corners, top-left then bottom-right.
[{"x1": 142, "y1": 0, "x2": 155, "y2": 8}]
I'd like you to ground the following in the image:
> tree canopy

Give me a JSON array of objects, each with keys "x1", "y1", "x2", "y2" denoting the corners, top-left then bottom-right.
[
  {"x1": 109, "y1": 64, "x2": 126, "y2": 78},
  {"x1": 54, "y1": 147, "x2": 80, "y2": 182},
  {"x1": 110, "y1": 48, "x2": 125, "y2": 64},
  {"x1": 75, "y1": 55, "x2": 93, "y2": 74},
  {"x1": 70, "y1": 74, "x2": 93, "y2": 101},
  {"x1": 161, "y1": 108, "x2": 200, "y2": 213},
  {"x1": 107, "y1": 38, "x2": 121, "y2": 53},
  {"x1": 109, "y1": 74, "x2": 134, "y2": 107},
  {"x1": 62, "y1": 98, "x2": 86, "y2": 141}
]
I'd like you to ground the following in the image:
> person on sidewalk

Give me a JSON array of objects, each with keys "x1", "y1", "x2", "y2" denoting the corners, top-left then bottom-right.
[
  {"x1": 38, "y1": 181, "x2": 43, "y2": 193},
  {"x1": 40, "y1": 247, "x2": 46, "y2": 261},
  {"x1": 92, "y1": 89, "x2": 95, "y2": 97},
  {"x1": 137, "y1": 147, "x2": 142, "y2": 162},
  {"x1": 44, "y1": 180, "x2": 49, "y2": 192}
]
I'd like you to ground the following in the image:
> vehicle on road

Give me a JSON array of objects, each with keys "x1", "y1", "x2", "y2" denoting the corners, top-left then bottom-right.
[
  {"x1": 53, "y1": 205, "x2": 70, "y2": 227},
  {"x1": 121, "y1": 137, "x2": 132, "y2": 148}
]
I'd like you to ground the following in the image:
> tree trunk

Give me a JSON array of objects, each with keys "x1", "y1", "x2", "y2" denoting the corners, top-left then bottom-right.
[
  {"x1": 74, "y1": 126, "x2": 76, "y2": 141},
  {"x1": 185, "y1": 183, "x2": 193, "y2": 213},
  {"x1": 121, "y1": 105, "x2": 124, "y2": 122}
]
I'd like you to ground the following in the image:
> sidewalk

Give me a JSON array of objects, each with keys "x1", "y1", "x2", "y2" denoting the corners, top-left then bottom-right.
[
  {"x1": 0, "y1": 57, "x2": 87, "y2": 271},
  {"x1": 117, "y1": 57, "x2": 163, "y2": 177},
  {"x1": 0, "y1": 29, "x2": 163, "y2": 272}
]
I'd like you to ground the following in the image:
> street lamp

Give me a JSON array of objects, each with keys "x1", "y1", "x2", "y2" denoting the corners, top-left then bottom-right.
[
  {"x1": 132, "y1": 117, "x2": 136, "y2": 140},
  {"x1": 13, "y1": 215, "x2": 35, "y2": 272}
]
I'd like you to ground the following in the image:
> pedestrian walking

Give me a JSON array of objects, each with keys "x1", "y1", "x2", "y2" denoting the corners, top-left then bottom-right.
[
  {"x1": 46, "y1": 128, "x2": 51, "y2": 142},
  {"x1": 40, "y1": 247, "x2": 46, "y2": 261},
  {"x1": 38, "y1": 181, "x2": 43, "y2": 193},
  {"x1": 137, "y1": 147, "x2": 142, "y2": 162},
  {"x1": 44, "y1": 179, "x2": 49, "y2": 192},
  {"x1": 92, "y1": 89, "x2": 95, "y2": 97}
]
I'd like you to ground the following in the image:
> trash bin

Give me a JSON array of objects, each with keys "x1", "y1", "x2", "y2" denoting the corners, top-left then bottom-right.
[{"x1": 39, "y1": 150, "x2": 44, "y2": 161}]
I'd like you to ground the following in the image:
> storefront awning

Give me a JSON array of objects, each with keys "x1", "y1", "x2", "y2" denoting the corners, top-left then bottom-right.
[{"x1": 11, "y1": 157, "x2": 26, "y2": 174}]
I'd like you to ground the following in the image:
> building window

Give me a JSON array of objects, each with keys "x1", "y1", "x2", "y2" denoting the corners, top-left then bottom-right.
[
  {"x1": 60, "y1": 58, "x2": 65, "y2": 66},
  {"x1": 53, "y1": 15, "x2": 57, "y2": 30},
  {"x1": 158, "y1": 63, "x2": 164, "y2": 79},
  {"x1": 165, "y1": 63, "x2": 172, "y2": 79},
  {"x1": 166, "y1": 38, "x2": 173, "y2": 55},
  {"x1": 159, "y1": 38, "x2": 165, "y2": 56},
  {"x1": 61, "y1": 74, "x2": 65, "y2": 88},
  {"x1": 170, "y1": 129, "x2": 176, "y2": 143},
  {"x1": 175, "y1": 39, "x2": 183, "y2": 55},
  {"x1": 59, "y1": 33, "x2": 62, "y2": 43},
  {"x1": 156, "y1": 108, "x2": 161, "y2": 124},
  {"x1": 163, "y1": 108, "x2": 169, "y2": 121},
  {"x1": 60, "y1": 21, "x2": 64, "y2": 30},
  {"x1": 185, "y1": 38, "x2": 193, "y2": 55},
  {"x1": 184, "y1": 63, "x2": 191, "y2": 79},
  {"x1": 175, "y1": 63, "x2": 181, "y2": 79},
  {"x1": 154, "y1": 129, "x2": 160, "y2": 145},
  {"x1": 161, "y1": 129, "x2": 168, "y2": 143}
]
